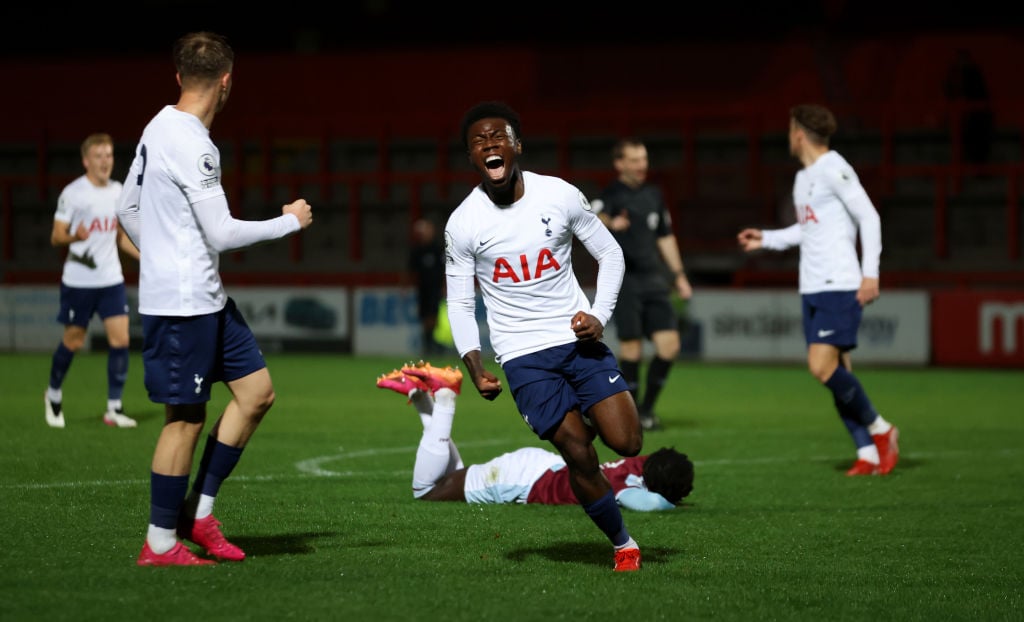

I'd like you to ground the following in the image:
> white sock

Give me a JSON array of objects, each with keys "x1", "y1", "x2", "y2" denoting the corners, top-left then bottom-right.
[
  {"x1": 868, "y1": 414, "x2": 892, "y2": 436},
  {"x1": 411, "y1": 389, "x2": 456, "y2": 497},
  {"x1": 448, "y1": 440, "x2": 464, "y2": 471},
  {"x1": 409, "y1": 388, "x2": 434, "y2": 428},
  {"x1": 430, "y1": 389, "x2": 456, "y2": 433},
  {"x1": 195, "y1": 494, "x2": 215, "y2": 519},
  {"x1": 46, "y1": 387, "x2": 62, "y2": 403},
  {"x1": 615, "y1": 537, "x2": 639, "y2": 551},
  {"x1": 146, "y1": 525, "x2": 178, "y2": 554},
  {"x1": 107, "y1": 399, "x2": 122, "y2": 413},
  {"x1": 857, "y1": 444, "x2": 881, "y2": 464}
]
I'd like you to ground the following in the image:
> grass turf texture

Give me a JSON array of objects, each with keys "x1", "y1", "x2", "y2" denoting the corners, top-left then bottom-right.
[{"x1": 1, "y1": 352, "x2": 1021, "y2": 621}]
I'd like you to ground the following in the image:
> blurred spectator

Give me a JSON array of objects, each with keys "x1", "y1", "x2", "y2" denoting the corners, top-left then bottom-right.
[
  {"x1": 944, "y1": 49, "x2": 993, "y2": 165},
  {"x1": 409, "y1": 218, "x2": 446, "y2": 356}
]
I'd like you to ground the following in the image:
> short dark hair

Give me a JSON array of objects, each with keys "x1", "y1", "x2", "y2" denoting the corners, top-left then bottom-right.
[
  {"x1": 642, "y1": 447, "x2": 694, "y2": 505},
  {"x1": 790, "y1": 104, "x2": 837, "y2": 145},
  {"x1": 460, "y1": 101, "x2": 521, "y2": 150},
  {"x1": 173, "y1": 31, "x2": 234, "y2": 83},
  {"x1": 612, "y1": 137, "x2": 645, "y2": 160}
]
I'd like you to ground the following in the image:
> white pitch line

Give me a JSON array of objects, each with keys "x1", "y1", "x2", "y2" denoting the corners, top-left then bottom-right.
[
  {"x1": 294, "y1": 438, "x2": 516, "y2": 477},
  {"x1": 2, "y1": 445, "x2": 1019, "y2": 491},
  {"x1": 0, "y1": 438, "x2": 518, "y2": 490}
]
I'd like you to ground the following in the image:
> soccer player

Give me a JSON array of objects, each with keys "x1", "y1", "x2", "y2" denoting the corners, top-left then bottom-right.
[
  {"x1": 377, "y1": 362, "x2": 695, "y2": 510},
  {"x1": 117, "y1": 32, "x2": 313, "y2": 566},
  {"x1": 737, "y1": 103, "x2": 900, "y2": 477},
  {"x1": 444, "y1": 101, "x2": 644, "y2": 571},
  {"x1": 593, "y1": 138, "x2": 693, "y2": 431},
  {"x1": 45, "y1": 132, "x2": 140, "y2": 429}
]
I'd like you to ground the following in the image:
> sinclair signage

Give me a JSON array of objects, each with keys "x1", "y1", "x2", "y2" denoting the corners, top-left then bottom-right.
[{"x1": 932, "y1": 291, "x2": 1024, "y2": 367}]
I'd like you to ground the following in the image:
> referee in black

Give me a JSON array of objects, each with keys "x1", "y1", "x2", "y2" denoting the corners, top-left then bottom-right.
[{"x1": 593, "y1": 138, "x2": 693, "y2": 431}]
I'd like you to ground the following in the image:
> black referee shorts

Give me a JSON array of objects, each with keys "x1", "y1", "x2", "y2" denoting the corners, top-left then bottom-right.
[{"x1": 612, "y1": 273, "x2": 676, "y2": 340}]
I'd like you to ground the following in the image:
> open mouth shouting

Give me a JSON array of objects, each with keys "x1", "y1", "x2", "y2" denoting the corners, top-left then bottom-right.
[{"x1": 485, "y1": 154, "x2": 506, "y2": 182}]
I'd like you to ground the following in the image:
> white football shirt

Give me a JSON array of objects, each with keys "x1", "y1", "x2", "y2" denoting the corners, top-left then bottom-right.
[
  {"x1": 763, "y1": 150, "x2": 882, "y2": 293},
  {"x1": 120, "y1": 106, "x2": 231, "y2": 316},
  {"x1": 445, "y1": 171, "x2": 622, "y2": 363},
  {"x1": 54, "y1": 175, "x2": 125, "y2": 288}
]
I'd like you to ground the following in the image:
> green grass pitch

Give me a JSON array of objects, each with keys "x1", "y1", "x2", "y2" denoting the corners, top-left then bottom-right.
[{"x1": 0, "y1": 352, "x2": 1021, "y2": 621}]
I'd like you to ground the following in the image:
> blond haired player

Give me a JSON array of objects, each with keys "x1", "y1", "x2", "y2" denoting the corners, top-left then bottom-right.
[{"x1": 46, "y1": 132, "x2": 140, "y2": 429}]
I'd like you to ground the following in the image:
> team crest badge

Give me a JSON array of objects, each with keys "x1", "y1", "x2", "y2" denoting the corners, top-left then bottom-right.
[
  {"x1": 578, "y1": 191, "x2": 593, "y2": 212},
  {"x1": 444, "y1": 230, "x2": 454, "y2": 265},
  {"x1": 197, "y1": 154, "x2": 218, "y2": 177},
  {"x1": 197, "y1": 154, "x2": 219, "y2": 189}
]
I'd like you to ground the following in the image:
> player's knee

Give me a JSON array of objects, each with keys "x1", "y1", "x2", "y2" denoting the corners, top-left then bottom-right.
[
  {"x1": 614, "y1": 433, "x2": 643, "y2": 458},
  {"x1": 658, "y1": 343, "x2": 680, "y2": 360},
  {"x1": 807, "y1": 360, "x2": 832, "y2": 383},
  {"x1": 600, "y1": 422, "x2": 643, "y2": 457},
  {"x1": 106, "y1": 332, "x2": 130, "y2": 348},
  {"x1": 653, "y1": 330, "x2": 680, "y2": 358},
  {"x1": 248, "y1": 388, "x2": 275, "y2": 418},
  {"x1": 618, "y1": 340, "x2": 642, "y2": 360},
  {"x1": 62, "y1": 333, "x2": 86, "y2": 351},
  {"x1": 261, "y1": 389, "x2": 276, "y2": 412}
]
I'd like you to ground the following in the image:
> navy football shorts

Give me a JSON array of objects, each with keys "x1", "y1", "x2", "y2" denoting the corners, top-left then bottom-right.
[
  {"x1": 141, "y1": 298, "x2": 266, "y2": 404},
  {"x1": 57, "y1": 282, "x2": 129, "y2": 327},
  {"x1": 502, "y1": 340, "x2": 630, "y2": 440},
  {"x1": 801, "y1": 290, "x2": 862, "y2": 351}
]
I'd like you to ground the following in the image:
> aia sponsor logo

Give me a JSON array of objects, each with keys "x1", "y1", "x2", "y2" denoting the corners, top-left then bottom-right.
[
  {"x1": 85, "y1": 216, "x2": 119, "y2": 233},
  {"x1": 796, "y1": 204, "x2": 819, "y2": 224},
  {"x1": 491, "y1": 248, "x2": 561, "y2": 283}
]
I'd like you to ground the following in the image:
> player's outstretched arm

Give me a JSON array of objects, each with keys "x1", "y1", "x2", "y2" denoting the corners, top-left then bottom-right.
[
  {"x1": 193, "y1": 195, "x2": 307, "y2": 253},
  {"x1": 617, "y1": 487, "x2": 676, "y2": 512},
  {"x1": 282, "y1": 199, "x2": 313, "y2": 229},
  {"x1": 737, "y1": 228, "x2": 763, "y2": 252}
]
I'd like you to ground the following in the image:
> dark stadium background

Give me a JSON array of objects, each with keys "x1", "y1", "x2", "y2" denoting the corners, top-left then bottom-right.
[
  {"x1": 2, "y1": 0, "x2": 1021, "y2": 367},
  {"x1": 1, "y1": 1, "x2": 1015, "y2": 58}
]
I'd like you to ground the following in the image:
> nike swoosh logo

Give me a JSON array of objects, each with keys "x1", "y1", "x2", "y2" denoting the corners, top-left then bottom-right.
[
  {"x1": 608, "y1": 374, "x2": 621, "y2": 383},
  {"x1": 479, "y1": 237, "x2": 494, "y2": 247},
  {"x1": 818, "y1": 329, "x2": 835, "y2": 338}
]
